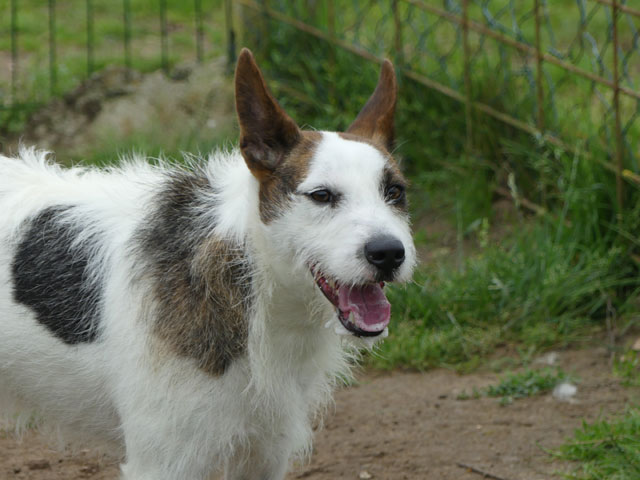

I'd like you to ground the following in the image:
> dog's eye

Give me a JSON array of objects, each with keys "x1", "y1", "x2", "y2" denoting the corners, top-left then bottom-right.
[
  {"x1": 308, "y1": 189, "x2": 333, "y2": 204},
  {"x1": 385, "y1": 185, "x2": 405, "y2": 203}
]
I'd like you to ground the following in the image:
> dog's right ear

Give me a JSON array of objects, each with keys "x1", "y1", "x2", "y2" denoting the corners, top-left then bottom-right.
[
  {"x1": 346, "y1": 59, "x2": 397, "y2": 152},
  {"x1": 235, "y1": 48, "x2": 301, "y2": 181}
]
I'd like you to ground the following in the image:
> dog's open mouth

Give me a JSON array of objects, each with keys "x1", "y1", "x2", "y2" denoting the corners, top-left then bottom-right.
[{"x1": 312, "y1": 267, "x2": 391, "y2": 337}]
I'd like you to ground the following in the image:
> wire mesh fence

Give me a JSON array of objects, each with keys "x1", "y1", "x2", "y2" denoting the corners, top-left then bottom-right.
[
  {"x1": 0, "y1": 0, "x2": 234, "y2": 113},
  {"x1": 236, "y1": 0, "x2": 640, "y2": 211},
  {"x1": 2, "y1": 0, "x2": 639, "y2": 210}
]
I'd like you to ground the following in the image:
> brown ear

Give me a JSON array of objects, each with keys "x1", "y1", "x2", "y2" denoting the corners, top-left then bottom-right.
[
  {"x1": 346, "y1": 59, "x2": 397, "y2": 151},
  {"x1": 235, "y1": 48, "x2": 300, "y2": 181}
]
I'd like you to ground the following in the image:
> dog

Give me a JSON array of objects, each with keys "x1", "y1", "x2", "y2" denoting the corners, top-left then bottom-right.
[{"x1": 0, "y1": 49, "x2": 416, "y2": 479}]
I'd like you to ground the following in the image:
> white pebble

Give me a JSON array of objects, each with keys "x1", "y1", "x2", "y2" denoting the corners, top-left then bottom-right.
[{"x1": 553, "y1": 382, "x2": 577, "y2": 401}]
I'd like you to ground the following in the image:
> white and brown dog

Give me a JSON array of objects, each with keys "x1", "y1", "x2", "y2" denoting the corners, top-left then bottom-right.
[{"x1": 0, "y1": 49, "x2": 415, "y2": 479}]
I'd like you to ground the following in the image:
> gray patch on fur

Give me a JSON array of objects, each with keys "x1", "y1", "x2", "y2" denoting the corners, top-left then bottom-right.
[
  {"x1": 11, "y1": 206, "x2": 103, "y2": 344},
  {"x1": 135, "y1": 170, "x2": 252, "y2": 376}
]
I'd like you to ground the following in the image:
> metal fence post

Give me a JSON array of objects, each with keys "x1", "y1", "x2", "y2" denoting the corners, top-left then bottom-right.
[
  {"x1": 123, "y1": 0, "x2": 132, "y2": 76},
  {"x1": 160, "y1": 0, "x2": 169, "y2": 74},
  {"x1": 225, "y1": 0, "x2": 236, "y2": 69},
  {"x1": 462, "y1": 0, "x2": 473, "y2": 154},
  {"x1": 195, "y1": 0, "x2": 204, "y2": 63},
  {"x1": 260, "y1": 0, "x2": 270, "y2": 59},
  {"x1": 49, "y1": 0, "x2": 57, "y2": 96},
  {"x1": 10, "y1": 0, "x2": 18, "y2": 104},
  {"x1": 612, "y1": 0, "x2": 624, "y2": 214},
  {"x1": 327, "y1": 0, "x2": 336, "y2": 104},
  {"x1": 86, "y1": 0, "x2": 94, "y2": 76},
  {"x1": 533, "y1": 0, "x2": 544, "y2": 133},
  {"x1": 392, "y1": 0, "x2": 404, "y2": 66}
]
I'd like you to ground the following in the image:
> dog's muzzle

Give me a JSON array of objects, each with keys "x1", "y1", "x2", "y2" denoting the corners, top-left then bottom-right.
[
  {"x1": 312, "y1": 268, "x2": 391, "y2": 337},
  {"x1": 310, "y1": 236, "x2": 406, "y2": 337}
]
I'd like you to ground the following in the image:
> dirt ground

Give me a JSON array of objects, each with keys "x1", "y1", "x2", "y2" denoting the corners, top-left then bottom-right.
[{"x1": 1, "y1": 345, "x2": 638, "y2": 480}]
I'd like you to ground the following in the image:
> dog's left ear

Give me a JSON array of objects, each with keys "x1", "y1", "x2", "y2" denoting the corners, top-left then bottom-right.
[
  {"x1": 235, "y1": 48, "x2": 301, "y2": 181},
  {"x1": 346, "y1": 60, "x2": 397, "y2": 151}
]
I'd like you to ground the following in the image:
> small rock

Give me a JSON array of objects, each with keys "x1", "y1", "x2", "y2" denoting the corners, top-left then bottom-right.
[
  {"x1": 535, "y1": 351, "x2": 559, "y2": 366},
  {"x1": 553, "y1": 382, "x2": 577, "y2": 401},
  {"x1": 26, "y1": 459, "x2": 51, "y2": 470},
  {"x1": 632, "y1": 337, "x2": 640, "y2": 352},
  {"x1": 79, "y1": 463, "x2": 100, "y2": 476},
  {"x1": 359, "y1": 471, "x2": 372, "y2": 479}
]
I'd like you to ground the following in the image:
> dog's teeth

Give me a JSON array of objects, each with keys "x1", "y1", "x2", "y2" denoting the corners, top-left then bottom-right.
[{"x1": 348, "y1": 312, "x2": 355, "y2": 325}]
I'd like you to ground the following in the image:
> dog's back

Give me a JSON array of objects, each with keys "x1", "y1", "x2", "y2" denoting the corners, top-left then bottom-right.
[{"x1": 0, "y1": 150, "x2": 159, "y2": 449}]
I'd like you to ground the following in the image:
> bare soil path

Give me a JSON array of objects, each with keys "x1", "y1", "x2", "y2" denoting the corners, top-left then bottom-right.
[{"x1": 1, "y1": 346, "x2": 637, "y2": 480}]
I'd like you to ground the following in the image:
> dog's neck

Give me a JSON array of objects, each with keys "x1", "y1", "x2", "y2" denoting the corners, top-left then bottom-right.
[
  {"x1": 246, "y1": 220, "x2": 345, "y2": 395},
  {"x1": 205, "y1": 152, "x2": 346, "y2": 383}
]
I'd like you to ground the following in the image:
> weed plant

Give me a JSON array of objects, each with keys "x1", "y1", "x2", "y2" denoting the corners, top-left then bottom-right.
[
  {"x1": 485, "y1": 367, "x2": 569, "y2": 405},
  {"x1": 374, "y1": 150, "x2": 639, "y2": 370},
  {"x1": 613, "y1": 350, "x2": 640, "y2": 388},
  {"x1": 456, "y1": 367, "x2": 570, "y2": 405},
  {"x1": 553, "y1": 409, "x2": 640, "y2": 480}
]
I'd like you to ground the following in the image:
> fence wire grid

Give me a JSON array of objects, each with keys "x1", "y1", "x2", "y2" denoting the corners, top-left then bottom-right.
[
  {"x1": 1, "y1": 0, "x2": 639, "y2": 209},
  {"x1": 237, "y1": 0, "x2": 640, "y2": 210},
  {"x1": 1, "y1": 0, "x2": 235, "y2": 110}
]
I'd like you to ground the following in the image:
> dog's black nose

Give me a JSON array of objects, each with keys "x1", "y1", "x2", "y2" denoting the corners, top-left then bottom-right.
[{"x1": 364, "y1": 235, "x2": 405, "y2": 278}]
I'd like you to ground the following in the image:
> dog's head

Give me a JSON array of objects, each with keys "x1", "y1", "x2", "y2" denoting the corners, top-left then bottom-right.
[{"x1": 235, "y1": 48, "x2": 416, "y2": 338}]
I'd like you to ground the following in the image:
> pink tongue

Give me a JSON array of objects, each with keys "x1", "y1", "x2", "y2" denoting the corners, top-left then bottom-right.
[{"x1": 338, "y1": 284, "x2": 391, "y2": 330}]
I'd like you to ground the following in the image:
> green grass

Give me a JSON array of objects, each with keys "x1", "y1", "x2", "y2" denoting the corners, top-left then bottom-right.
[
  {"x1": 613, "y1": 350, "x2": 640, "y2": 388},
  {"x1": 456, "y1": 367, "x2": 571, "y2": 405},
  {"x1": 456, "y1": 367, "x2": 570, "y2": 406},
  {"x1": 369, "y1": 151, "x2": 640, "y2": 370},
  {"x1": 553, "y1": 409, "x2": 640, "y2": 480},
  {"x1": 485, "y1": 367, "x2": 570, "y2": 405},
  {"x1": 374, "y1": 231, "x2": 633, "y2": 370}
]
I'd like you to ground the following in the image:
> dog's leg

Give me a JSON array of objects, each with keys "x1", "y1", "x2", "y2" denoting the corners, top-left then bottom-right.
[
  {"x1": 119, "y1": 453, "x2": 215, "y2": 480},
  {"x1": 116, "y1": 398, "x2": 221, "y2": 480},
  {"x1": 223, "y1": 441, "x2": 291, "y2": 480},
  {"x1": 224, "y1": 458, "x2": 289, "y2": 480}
]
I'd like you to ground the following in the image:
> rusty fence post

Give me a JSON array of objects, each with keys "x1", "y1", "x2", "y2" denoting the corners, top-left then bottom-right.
[
  {"x1": 123, "y1": 0, "x2": 132, "y2": 80},
  {"x1": 533, "y1": 0, "x2": 544, "y2": 132},
  {"x1": 49, "y1": 0, "x2": 57, "y2": 97},
  {"x1": 86, "y1": 0, "x2": 94, "y2": 76},
  {"x1": 225, "y1": 0, "x2": 236, "y2": 70},
  {"x1": 327, "y1": 0, "x2": 336, "y2": 105},
  {"x1": 462, "y1": 0, "x2": 473, "y2": 155},
  {"x1": 612, "y1": 0, "x2": 624, "y2": 215},
  {"x1": 160, "y1": 0, "x2": 169, "y2": 74},
  {"x1": 259, "y1": 0, "x2": 270, "y2": 60},
  {"x1": 10, "y1": 0, "x2": 18, "y2": 105},
  {"x1": 327, "y1": 0, "x2": 335, "y2": 46},
  {"x1": 392, "y1": 0, "x2": 404, "y2": 66},
  {"x1": 195, "y1": 0, "x2": 204, "y2": 63}
]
